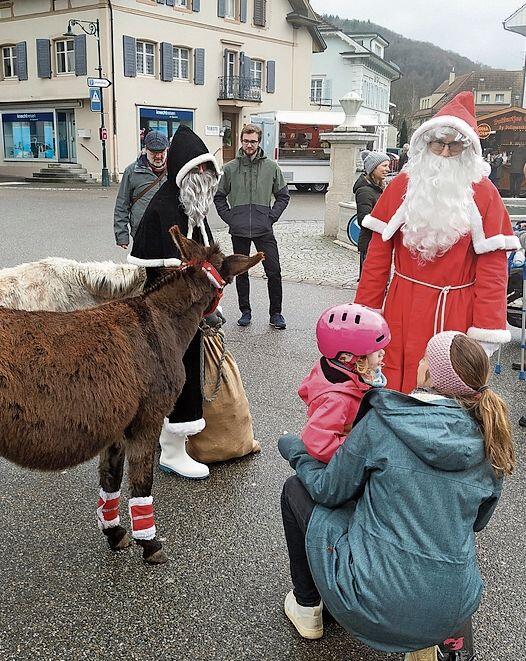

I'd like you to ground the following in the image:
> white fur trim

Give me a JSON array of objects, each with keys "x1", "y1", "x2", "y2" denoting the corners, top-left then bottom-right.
[
  {"x1": 467, "y1": 326, "x2": 511, "y2": 344},
  {"x1": 129, "y1": 495, "x2": 153, "y2": 507},
  {"x1": 382, "y1": 205, "x2": 406, "y2": 241},
  {"x1": 163, "y1": 417, "x2": 206, "y2": 436},
  {"x1": 410, "y1": 115, "x2": 482, "y2": 157},
  {"x1": 99, "y1": 488, "x2": 120, "y2": 501},
  {"x1": 127, "y1": 255, "x2": 182, "y2": 267},
  {"x1": 176, "y1": 154, "x2": 222, "y2": 188},
  {"x1": 96, "y1": 488, "x2": 121, "y2": 531},
  {"x1": 362, "y1": 214, "x2": 387, "y2": 234},
  {"x1": 131, "y1": 526, "x2": 156, "y2": 541}
]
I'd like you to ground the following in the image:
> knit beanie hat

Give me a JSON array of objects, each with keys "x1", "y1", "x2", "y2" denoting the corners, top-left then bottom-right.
[
  {"x1": 426, "y1": 331, "x2": 488, "y2": 397},
  {"x1": 361, "y1": 150, "x2": 390, "y2": 175}
]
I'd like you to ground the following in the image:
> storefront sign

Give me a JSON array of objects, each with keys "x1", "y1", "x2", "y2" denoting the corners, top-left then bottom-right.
[
  {"x1": 205, "y1": 125, "x2": 221, "y2": 136},
  {"x1": 2, "y1": 112, "x2": 53, "y2": 123},
  {"x1": 140, "y1": 107, "x2": 194, "y2": 122},
  {"x1": 477, "y1": 123, "x2": 492, "y2": 139}
]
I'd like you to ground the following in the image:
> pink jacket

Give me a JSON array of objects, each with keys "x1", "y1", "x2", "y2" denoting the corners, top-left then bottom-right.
[{"x1": 299, "y1": 361, "x2": 371, "y2": 463}]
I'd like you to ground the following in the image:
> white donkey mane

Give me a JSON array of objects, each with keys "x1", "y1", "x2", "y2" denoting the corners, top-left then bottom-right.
[{"x1": 0, "y1": 257, "x2": 146, "y2": 312}]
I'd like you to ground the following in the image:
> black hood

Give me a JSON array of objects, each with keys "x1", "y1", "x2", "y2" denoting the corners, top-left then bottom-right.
[
  {"x1": 167, "y1": 125, "x2": 221, "y2": 187},
  {"x1": 353, "y1": 173, "x2": 383, "y2": 195}
]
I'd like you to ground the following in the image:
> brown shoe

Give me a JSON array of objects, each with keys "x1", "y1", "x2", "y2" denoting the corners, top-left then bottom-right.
[{"x1": 404, "y1": 647, "x2": 438, "y2": 661}]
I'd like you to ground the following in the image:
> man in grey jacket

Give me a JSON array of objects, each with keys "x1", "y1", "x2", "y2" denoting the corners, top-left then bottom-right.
[
  {"x1": 113, "y1": 131, "x2": 169, "y2": 249},
  {"x1": 214, "y1": 123, "x2": 290, "y2": 329}
]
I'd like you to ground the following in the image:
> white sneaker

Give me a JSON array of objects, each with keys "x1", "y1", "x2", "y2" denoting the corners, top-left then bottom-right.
[
  {"x1": 158, "y1": 422, "x2": 209, "y2": 479},
  {"x1": 284, "y1": 590, "x2": 323, "y2": 639},
  {"x1": 404, "y1": 647, "x2": 439, "y2": 661}
]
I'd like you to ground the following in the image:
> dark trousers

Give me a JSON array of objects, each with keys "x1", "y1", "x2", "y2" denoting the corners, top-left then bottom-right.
[
  {"x1": 281, "y1": 476, "x2": 321, "y2": 607},
  {"x1": 510, "y1": 172, "x2": 523, "y2": 197},
  {"x1": 231, "y1": 233, "x2": 282, "y2": 316}
]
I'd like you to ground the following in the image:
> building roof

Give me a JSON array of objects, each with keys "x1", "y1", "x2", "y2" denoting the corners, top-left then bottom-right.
[
  {"x1": 286, "y1": 0, "x2": 326, "y2": 52},
  {"x1": 503, "y1": 3, "x2": 526, "y2": 36}
]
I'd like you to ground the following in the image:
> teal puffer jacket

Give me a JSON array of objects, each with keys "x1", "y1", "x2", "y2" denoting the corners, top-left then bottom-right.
[{"x1": 279, "y1": 389, "x2": 502, "y2": 653}]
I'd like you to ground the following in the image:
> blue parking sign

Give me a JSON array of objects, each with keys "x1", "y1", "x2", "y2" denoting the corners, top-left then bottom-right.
[{"x1": 89, "y1": 87, "x2": 102, "y2": 112}]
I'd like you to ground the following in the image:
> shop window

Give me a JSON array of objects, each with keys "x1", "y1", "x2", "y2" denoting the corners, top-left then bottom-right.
[
  {"x1": 55, "y1": 39, "x2": 75, "y2": 74},
  {"x1": 2, "y1": 111, "x2": 56, "y2": 160},
  {"x1": 173, "y1": 47, "x2": 190, "y2": 80},
  {"x1": 136, "y1": 41, "x2": 155, "y2": 76},
  {"x1": 2, "y1": 45, "x2": 16, "y2": 78},
  {"x1": 250, "y1": 59, "x2": 263, "y2": 89}
]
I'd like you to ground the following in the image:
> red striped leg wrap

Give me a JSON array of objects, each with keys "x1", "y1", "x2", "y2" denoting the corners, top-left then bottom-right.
[
  {"x1": 129, "y1": 496, "x2": 156, "y2": 541},
  {"x1": 96, "y1": 489, "x2": 121, "y2": 530}
]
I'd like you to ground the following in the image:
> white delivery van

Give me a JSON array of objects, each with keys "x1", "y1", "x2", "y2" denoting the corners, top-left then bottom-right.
[{"x1": 251, "y1": 110, "x2": 375, "y2": 193}]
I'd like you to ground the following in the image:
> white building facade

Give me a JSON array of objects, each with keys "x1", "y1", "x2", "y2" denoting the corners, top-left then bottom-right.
[
  {"x1": 310, "y1": 27, "x2": 400, "y2": 151},
  {"x1": 0, "y1": 0, "x2": 324, "y2": 180}
]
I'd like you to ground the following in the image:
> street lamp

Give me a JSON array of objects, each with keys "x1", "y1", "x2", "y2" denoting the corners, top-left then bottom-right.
[{"x1": 64, "y1": 18, "x2": 110, "y2": 187}]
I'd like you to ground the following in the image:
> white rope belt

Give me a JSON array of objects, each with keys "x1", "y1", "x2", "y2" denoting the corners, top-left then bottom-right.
[{"x1": 394, "y1": 271, "x2": 476, "y2": 334}]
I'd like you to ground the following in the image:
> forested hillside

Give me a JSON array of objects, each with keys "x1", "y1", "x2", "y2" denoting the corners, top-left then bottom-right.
[{"x1": 323, "y1": 15, "x2": 490, "y2": 127}]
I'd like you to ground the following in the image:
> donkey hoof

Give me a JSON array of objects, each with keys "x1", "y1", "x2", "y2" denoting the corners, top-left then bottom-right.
[
  {"x1": 144, "y1": 548, "x2": 169, "y2": 565},
  {"x1": 103, "y1": 526, "x2": 132, "y2": 552}
]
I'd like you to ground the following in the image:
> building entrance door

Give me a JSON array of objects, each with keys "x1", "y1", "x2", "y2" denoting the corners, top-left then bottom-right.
[
  {"x1": 222, "y1": 112, "x2": 238, "y2": 163},
  {"x1": 57, "y1": 110, "x2": 77, "y2": 162}
]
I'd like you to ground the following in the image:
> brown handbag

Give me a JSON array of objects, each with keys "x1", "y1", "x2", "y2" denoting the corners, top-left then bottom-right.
[{"x1": 187, "y1": 331, "x2": 261, "y2": 463}]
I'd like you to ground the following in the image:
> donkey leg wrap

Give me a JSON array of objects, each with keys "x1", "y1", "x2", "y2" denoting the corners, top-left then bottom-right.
[
  {"x1": 96, "y1": 488, "x2": 121, "y2": 530},
  {"x1": 129, "y1": 496, "x2": 156, "y2": 541}
]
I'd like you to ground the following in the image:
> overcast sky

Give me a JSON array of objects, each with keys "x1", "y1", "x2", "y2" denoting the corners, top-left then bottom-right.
[{"x1": 310, "y1": 0, "x2": 526, "y2": 69}]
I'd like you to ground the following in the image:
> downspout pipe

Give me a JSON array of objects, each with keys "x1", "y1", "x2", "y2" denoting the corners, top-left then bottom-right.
[{"x1": 107, "y1": 0, "x2": 119, "y2": 181}]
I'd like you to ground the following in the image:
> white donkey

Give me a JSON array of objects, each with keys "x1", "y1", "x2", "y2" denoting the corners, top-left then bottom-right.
[{"x1": 0, "y1": 257, "x2": 145, "y2": 311}]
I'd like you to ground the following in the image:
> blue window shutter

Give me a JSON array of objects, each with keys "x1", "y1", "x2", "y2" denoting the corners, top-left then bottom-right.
[
  {"x1": 266, "y1": 60, "x2": 275, "y2": 93},
  {"x1": 253, "y1": 0, "x2": 266, "y2": 26},
  {"x1": 160, "y1": 42, "x2": 173, "y2": 82},
  {"x1": 74, "y1": 34, "x2": 87, "y2": 76},
  {"x1": 240, "y1": 0, "x2": 247, "y2": 22},
  {"x1": 194, "y1": 48, "x2": 205, "y2": 85},
  {"x1": 15, "y1": 42, "x2": 27, "y2": 80},
  {"x1": 123, "y1": 36, "x2": 137, "y2": 77},
  {"x1": 192, "y1": 0, "x2": 200, "y2": 11},
  {"x1": 36, "y1": 39, "x2": 51, "y2": 78},
  {"x1": 218, "y1": 0, "x2": 226, "y2": 18}
]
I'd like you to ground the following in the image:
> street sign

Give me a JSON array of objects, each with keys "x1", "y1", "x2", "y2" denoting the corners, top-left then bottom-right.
[
  {"x1": 89, "y1": 88, "x2": 101, "y2": 113},
  {"x1": 99, "y1": 127, "x2": 108, "y2": 141},
  {"x1": 87, "y1": 77, "x2": 112, "y2": 88}
]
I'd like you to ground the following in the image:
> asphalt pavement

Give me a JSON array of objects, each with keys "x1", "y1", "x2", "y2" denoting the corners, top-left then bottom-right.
[{"x1": 0, "y1": 187, "x2": 524, "y2": 661}]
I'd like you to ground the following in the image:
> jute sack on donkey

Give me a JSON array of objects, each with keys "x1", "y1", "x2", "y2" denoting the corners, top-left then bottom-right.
[
  {"x1": 0, "y1": 227, "x2": 263, "y2": 564},
  {"x1": 188, "y1": 328, "x2": 260, "y2": 463}
]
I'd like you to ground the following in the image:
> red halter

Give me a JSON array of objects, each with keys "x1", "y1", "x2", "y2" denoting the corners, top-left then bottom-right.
[{"x1": 178, "y1": 260, "x2": 226, "y2": 316}]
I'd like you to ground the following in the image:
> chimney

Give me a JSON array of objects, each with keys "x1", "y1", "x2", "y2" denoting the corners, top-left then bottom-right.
[{"x1": 449, "y1": 68, "x2": 456, "y2": 85}]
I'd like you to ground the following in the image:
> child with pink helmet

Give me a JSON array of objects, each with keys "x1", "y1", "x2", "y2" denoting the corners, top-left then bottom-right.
[{"x1": 299, "y1": 303, "x2": 391, "y2": 463}]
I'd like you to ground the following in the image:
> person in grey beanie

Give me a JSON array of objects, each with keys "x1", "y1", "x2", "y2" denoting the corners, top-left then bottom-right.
[
  {"x1": 113, "y1": 130, "x2": 170, "y2": 249},
  {"x1": 353, "y1": 150, "x2": 390, "y2": 275}
]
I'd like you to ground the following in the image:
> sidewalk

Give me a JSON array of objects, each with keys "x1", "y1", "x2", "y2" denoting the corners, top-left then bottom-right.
[{"x1": 214, "y1": 220, "x2": 360, "y2": 289}]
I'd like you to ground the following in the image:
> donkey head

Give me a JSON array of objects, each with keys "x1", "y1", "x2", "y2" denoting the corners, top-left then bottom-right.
[{"x1": 169, "y1": 226, "x2": 264, "y2": 283}]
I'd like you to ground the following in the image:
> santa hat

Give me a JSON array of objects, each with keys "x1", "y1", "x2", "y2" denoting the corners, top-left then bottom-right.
[{"x1": 410, "y1": 91, "x2": 482, "y2": 157}]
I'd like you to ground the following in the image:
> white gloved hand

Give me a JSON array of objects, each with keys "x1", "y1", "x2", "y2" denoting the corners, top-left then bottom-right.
[{"x1": 479, "y1": 341, "x2": 499, "y2": 357}]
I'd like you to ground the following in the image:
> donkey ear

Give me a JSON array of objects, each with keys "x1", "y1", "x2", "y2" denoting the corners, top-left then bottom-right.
[
  {"x1": 169, "y1": 225, "x2": 197, "y2": 261},
  {"x1": 220, "y1": 252, "x2": 264, "y2": 283}
]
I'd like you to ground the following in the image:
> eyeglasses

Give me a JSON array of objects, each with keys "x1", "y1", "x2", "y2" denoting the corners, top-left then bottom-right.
[
  {"x1": 241, "y1": 139, "x2": 259, "y2": 146},
  {"x1": 428, "y1": 140, "x2": 466, "y2": 156}
]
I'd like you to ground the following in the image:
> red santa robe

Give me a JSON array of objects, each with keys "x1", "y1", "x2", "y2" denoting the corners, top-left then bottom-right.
[{"x1": 355, "y1": 172, "x2": 519, "y2": 393}]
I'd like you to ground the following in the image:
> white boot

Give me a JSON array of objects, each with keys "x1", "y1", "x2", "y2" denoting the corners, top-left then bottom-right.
[
  {"x1": 159, "y1": 418, "x2": 209, "y2": 479},
  {"x1": 284, "y1": 590, "x2": 323, "y2": 639}
]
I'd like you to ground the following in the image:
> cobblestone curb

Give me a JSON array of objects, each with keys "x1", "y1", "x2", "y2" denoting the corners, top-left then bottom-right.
[{"x1": 214, "y1": 220, "x2": 360, "y2": 290}]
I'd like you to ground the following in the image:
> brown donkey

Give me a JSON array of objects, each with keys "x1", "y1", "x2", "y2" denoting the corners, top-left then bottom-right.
[{"x1": 0, "y1": 227, "x2": 263, "y2": 564}]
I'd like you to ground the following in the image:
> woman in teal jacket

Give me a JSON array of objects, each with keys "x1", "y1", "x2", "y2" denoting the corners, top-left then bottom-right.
[{"x1": 279, "y1": 332, "x2": 514, "y2": 660}]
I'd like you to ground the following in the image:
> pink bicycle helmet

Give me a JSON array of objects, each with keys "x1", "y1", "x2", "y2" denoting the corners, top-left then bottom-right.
[{"x1": 316, "y1": 304, "x2": 391, "y2": 359}]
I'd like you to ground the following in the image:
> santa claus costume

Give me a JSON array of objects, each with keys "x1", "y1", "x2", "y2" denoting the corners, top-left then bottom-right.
[
  {"x1": 128, "y1": 125, "x2": 221, "y2": 478},
  {"x1": 355, "y1": 92, "x2": 520, "y2": 393}
]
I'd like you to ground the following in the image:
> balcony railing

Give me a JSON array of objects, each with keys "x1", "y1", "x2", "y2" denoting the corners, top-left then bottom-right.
[
  {"x1": 218, "y1": 76, "x2": 262, "y2": 102},
  {"x1": 310, "y1": 94, "x2": 332, "y2": 107}
]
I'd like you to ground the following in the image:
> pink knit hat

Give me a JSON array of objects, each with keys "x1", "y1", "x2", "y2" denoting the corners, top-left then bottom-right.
[{"x1": 426, "y1": 331, "x2": 483, "y2": 397}]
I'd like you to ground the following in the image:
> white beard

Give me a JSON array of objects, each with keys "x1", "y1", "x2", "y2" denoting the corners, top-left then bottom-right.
[
  {"x1": 400, "y1": 148, "x2": 489, "y2": 262},
  {"x1": 179, "y1": 170, "x2": 219, "y2": 242}
]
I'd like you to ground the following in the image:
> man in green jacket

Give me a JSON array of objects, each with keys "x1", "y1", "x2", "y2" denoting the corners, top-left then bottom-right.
[
  {"x1": 113, "y1": 131, "x2": 169, "y2": 249},
  {"x1": 214, "y1": 124, "x2": 290, "y2": 329}
]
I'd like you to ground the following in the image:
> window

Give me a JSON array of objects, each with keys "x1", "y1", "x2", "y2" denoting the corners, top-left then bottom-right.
[
  {"x1": 481, "y1": 93, "x2": 490, "y2": 103},
  {"x1": 137, "y1": 41, "x2": 155, "y2": 76},
  {"x1": 373, "y1": 43, "x2": 382, "y2": 57},
  {"x1": 55, "y1": 39, "x2": 74, "y2": 74},
  {"x1": 250, "y1": 60, "x2": 263, "y2": 89},
  {"x1": 496, "y1": 93, "x2": 505, "y2": 103},
  {"x1": 311, "y1": 78, "x2": 323, "y2": 103},
  {"x1": 2, "y1": 111, "x2": 56, "y2": 160},
  {"x1": 2, "y1": 45, "x2": 16, "y2": 78},
  {"x1": 225, "y1": 0, "x2": 236, "y2": 19},
  {"x1": 173, "y1": 47, "x2": 190, "y2": 79},
  {"x1": 174, "y1": 0, "x2": 188, "y2": 5}
]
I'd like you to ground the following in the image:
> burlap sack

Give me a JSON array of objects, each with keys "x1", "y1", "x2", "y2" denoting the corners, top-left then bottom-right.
[{"x1": 187, "y1": 333, "x2": 261, "y2": 463}]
